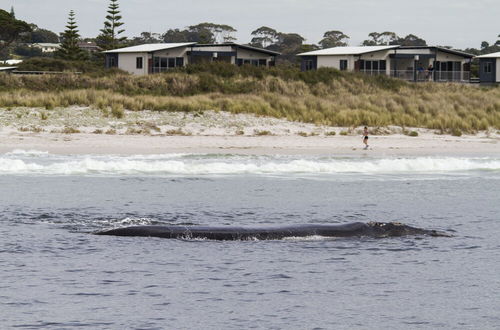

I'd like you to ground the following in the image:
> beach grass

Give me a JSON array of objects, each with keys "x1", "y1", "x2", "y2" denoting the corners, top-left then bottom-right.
[{"x1": 0, "y1": 62, "x2": 499, "y2": 133}]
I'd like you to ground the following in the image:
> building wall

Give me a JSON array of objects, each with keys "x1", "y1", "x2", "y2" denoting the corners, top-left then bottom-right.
[
  {"x1": 237, "y1": 48, "x2": 274, "y2": 64},
  {"x1": 478, "y1": 58, "x2": 497, "y2": 84},
  {"x1": 316, "y1": 50, "x2": 392, "y2": 72},
  {"x1": 317, "y1": 55, "x2": 355, "y2": 70},
  {"x1": 497, "y1": 59, "x2": 500, "y2": 83},
  {"x1": 118, "y1": 52, "x2": 149, "y2": 75},
  {"x1": 190, "y1": 46, "x2": 233, "y2": 53},
  {"x1": 435, "y1": 51, "x2": 468, "y2": 63},
  {"x1": 153, "y1": 47, "x2": 189, "y2": 61}
]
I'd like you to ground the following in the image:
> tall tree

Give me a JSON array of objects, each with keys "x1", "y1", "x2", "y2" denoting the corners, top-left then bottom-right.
[
  {"x1": 187, "y1": 23, "x2": 237, "y2": 43},
  {"x1": 396, "y1": 34, "x2": 427, "y2": 46},
  {"x1": 9, "y1": 6, "x2": 15, "y2": 18},
  {"x1": 30, "y1": 26, "x2": 60, "y2": 43},
  {"x1": 319, "y1": 30, "x2": 349, "y2": 48},
  {"x1": 250, "y1": 26, "x2": 279, "y2": 48},
  {"x1": 362, "y1": 31, "x2": 398, "y2": 46},
  {"x1": 55, "y1": 10, "x2": 86, "y2": 60},
  {"x1": 0, "y1": 8, "x2": 31, "y2": 52},
  {"x1": 96, "y1": 0, "x2": 126, "y2": 50},
  {"x1": 130, "y1": 32, "x2": 162, "y2": 45}
]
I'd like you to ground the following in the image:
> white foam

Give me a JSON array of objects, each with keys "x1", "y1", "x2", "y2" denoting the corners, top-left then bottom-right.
[
  {"x1": 5, "y1": 149, "x2": 49, "y2": 157},
  {"x1": 0, "y1": 155, "x2": 499, "y2": 176}
]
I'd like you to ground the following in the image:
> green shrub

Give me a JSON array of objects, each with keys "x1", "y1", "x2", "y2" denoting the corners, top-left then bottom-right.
[
  {"x1": 451, "y1": 128, "x2": 462, "y2": 137},
  {"x1": 111, "y1": 103, "x2": 124, "y2": 119},
  {"x1": 254, "y1": 129, "x2": 272, "y2": 136}
]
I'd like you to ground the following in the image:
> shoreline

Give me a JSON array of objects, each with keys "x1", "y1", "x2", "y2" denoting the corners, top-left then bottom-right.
[
  {"x1": 1, "y1": 131, "x2": 498, "y2": 157},
  {"x1": 0, "y1": 107, "x2": 498, "y2": 157}
]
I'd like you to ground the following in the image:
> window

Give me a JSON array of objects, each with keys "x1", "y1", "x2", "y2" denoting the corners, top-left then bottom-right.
[
  {"x1": 236, "y1": 59, "x2": 244, "y2": 66},
  {"x1": 484, "y1": 62, "x2": 492, "y2": 73},
  {"x1": 109, "y1": 57, "x2": 116, "y2": 67},
  {"x1": 340, "y1": 60, "x2": 348, "y2": 71},
  {"x1": 259, "y1": 59, "x2": 267, "y2": 66},
  {"x1": 379, "y1": 60, "x2": 386, "y2": 71},
  {"x1": 304, "y1": 60, "x2": 314, "y2": 71},
  {"x1": 175, "y1": 57, "x2": 184, "y2": 67},
  {"x1": 136, "y1": 57, "x2": 143, "y2": 69}
]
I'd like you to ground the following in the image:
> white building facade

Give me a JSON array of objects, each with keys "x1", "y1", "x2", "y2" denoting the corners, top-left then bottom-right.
[
  {"x1": 104, "y1": 43, "x2": 279, "y2": 75},
  {"x1": 298, "y1": 46, "x2": 474, "y2": 83}
]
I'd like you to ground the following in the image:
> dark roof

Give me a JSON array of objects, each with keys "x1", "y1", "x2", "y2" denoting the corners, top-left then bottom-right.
[
  {"x1": 193, "y1": 43, "x2": 280, "y2": 56},
  {"x1": 399, "y1": 46, "x2": 475, "y2": 58}
]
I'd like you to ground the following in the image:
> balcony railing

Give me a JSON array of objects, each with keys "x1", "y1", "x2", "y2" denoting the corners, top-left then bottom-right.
[
  {"x1": 359, "y1": 70, "x2": 387, "y2": 76},
  {"x1": 151, "y1": 67, "x2": 173, "y2": 73}
]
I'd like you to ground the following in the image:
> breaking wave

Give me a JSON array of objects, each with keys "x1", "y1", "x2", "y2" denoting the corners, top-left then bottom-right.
[{"x1": 0, "y1": 151, "x2": 499, "y2": 176}]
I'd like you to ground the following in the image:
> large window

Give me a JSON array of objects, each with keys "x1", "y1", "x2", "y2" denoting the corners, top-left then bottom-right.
[
  {"x1": 136, "y1": 57, "x2": 143, "y2": 69},
  {"x1": 152, "y1": 57, "x2": 184, "y2": 73},
  {"x1": 359, "y1": 60, "x2": 386, "y2": 72},
  {"x1": 340, "y1": 60, "x2": 348, "y2": 71}
]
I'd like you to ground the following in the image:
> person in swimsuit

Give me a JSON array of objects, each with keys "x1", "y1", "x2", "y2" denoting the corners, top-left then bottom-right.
[{"x1": 363, "y1": 126, "x2": 369, "y2": 149}]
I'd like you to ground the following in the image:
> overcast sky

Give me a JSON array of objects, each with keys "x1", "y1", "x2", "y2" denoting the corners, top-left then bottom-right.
[{"x1": 1, "y1": 0, "x2": 499, "y2": 49}]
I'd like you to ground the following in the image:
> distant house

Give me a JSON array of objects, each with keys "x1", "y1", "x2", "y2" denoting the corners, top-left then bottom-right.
[
  {"x1": 0, "y1": 66, "x2": 17, "y2": 74},
  {"x1": 103, "y1": 43, "x2": 279, "y2": 75},
  {"x1": 78, "y1": 42, "x2": 101, "y2": 54},
  {"x1": 31, "y1": 43, "x2": 61, "y2": 53},
  {"x1": 476, "y1": 52, "x2": 500, "y2": 85},
  {"x1": 297, "y1": 45, "x2": 475, "y2": 83}
]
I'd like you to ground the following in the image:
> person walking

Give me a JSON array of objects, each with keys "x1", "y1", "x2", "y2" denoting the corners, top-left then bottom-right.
[{"x1": 363, "y1": 126, "x2": 369, "y2": 149}]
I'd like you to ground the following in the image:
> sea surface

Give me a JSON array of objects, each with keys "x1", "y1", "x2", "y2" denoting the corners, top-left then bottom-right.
[{"x1": 1, "y1": 150, "x2": 499, "y2": 329}]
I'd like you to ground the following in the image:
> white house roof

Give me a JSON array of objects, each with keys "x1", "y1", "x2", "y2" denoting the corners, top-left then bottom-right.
[
  {"x1": 297, "y1": 45, "x2": 399, "y2": 56},
  {"x1": 33, "y1": 43, "x2": 61, "y2": 48},
  {"x1": 104, "y1": 43, "x2": 196, "y2": 53},
  {"x1": 476, "y1": 51, "x2": 500, "y2": 58},
  {"x1": 0, "y1": 66, "x2": 17, "y2": 71}
]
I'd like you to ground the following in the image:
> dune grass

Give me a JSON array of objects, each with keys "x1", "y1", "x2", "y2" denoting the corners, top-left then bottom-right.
[{"x1": 0, "y1": 63, "x2": 499, "y2": 133}]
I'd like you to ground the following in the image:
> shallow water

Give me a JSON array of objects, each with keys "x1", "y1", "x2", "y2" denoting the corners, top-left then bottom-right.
[{"x1": 1, "y1": 151, "x2": 499, "y2": 329}]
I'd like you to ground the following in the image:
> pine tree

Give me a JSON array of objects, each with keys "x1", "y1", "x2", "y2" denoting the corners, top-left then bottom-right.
[
  {"x1": 96, "y1": 0, "x2": 126, "y2": 50},
  {"x1": 9, "y1": 6, "x2": 15, "y2": 18},
  {"x1": 56, "y1": 10, "x2": 86, "y2": 61}
]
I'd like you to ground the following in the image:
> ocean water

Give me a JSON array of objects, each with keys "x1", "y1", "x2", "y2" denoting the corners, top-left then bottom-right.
[{"x1": 1, "y1": 151, "x2": 499, "y2": 329}]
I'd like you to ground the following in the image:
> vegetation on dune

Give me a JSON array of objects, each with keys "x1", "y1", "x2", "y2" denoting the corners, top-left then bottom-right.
[{"x1": 0, "y1": 63, "x2": 499, "y2": 133}]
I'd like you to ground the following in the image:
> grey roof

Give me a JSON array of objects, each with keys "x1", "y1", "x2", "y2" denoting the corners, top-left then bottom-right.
[
  {"x1": 190, "y1": 43, "x2": 280, "y2": 55},
  {"x1": 103, "y1": 43, "x2": 196, "y2": 53},
  {"x1": 399, "y1": 46, "x2": 475, "y2": 58},
  {"x1": 297, "y1": 45, "x2": 399, "y2": 56}
]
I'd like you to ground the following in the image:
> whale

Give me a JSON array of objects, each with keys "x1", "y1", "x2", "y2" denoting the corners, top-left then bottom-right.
[{"x1": 94, "y1": 222, "x2": 449, "y2": 241}]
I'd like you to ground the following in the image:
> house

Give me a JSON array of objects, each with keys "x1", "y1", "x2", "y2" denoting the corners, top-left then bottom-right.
[
  {"x1": 78, "y1": 42, "x2": 101, "y2": 54},
  {"x1": 476, "y1": 52, "x2": 500, "y2": 85},
  {"x1": 0, "y1": 66, "x2": 17, "y2": 74},
  {"x1": 103, "y1": 43, "x2": 280, "y2": 75},
  {"x1": 297, "y1": 45, "x2": 475, "y2": 83},
  {"x1": 31, "y1": 43, "x2": 61, "y2": 53}
]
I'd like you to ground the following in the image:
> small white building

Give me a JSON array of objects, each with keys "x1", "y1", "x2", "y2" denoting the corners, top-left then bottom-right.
[
  {"x1": 31, "y1": 43, "x2": 61, "y2": 53},
  {"x1": 476, "y1": 51, "x2": 500, "y2": 84},
  {"x1": 104, "y1": 43, "x2": 279, "y2": 75},
  {"x1": 297, "y1": 45, "x2": 474, "y2": 83}
]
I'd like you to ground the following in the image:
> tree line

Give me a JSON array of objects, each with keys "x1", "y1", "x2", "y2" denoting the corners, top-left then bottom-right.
[{"x1": 1, "y1": 0, "x2": 499, "y2": 63}]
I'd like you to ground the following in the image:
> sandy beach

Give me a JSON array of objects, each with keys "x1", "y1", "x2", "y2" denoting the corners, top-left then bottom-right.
[{"x1": 0, "y1": 107, "x2": 498, "y2": 156}]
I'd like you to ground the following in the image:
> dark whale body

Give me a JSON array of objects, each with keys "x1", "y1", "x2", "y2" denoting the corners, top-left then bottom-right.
[{"x1": 95, "y1": 222, "x2": 448, "y2": 241}]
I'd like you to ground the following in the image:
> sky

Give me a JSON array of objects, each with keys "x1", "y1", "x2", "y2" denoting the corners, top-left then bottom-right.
[{"x1": 1, "y1": 0, "x2": 499, "y2": 49}]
